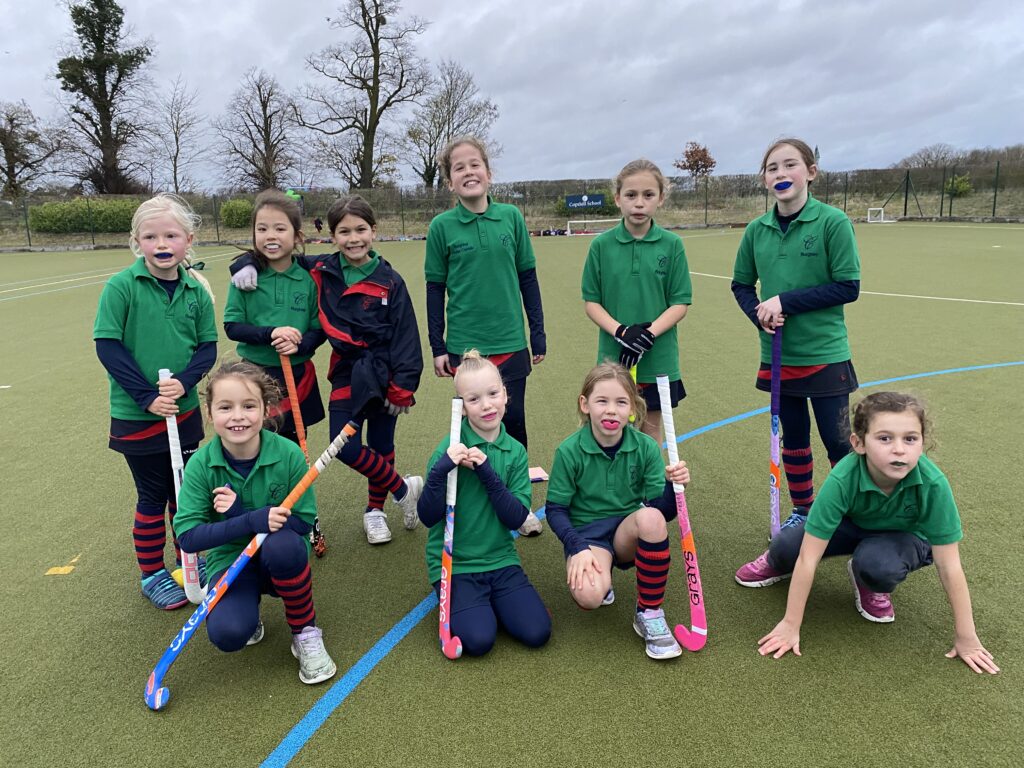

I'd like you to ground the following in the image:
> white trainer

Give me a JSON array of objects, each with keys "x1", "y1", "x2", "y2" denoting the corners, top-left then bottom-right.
[
  {"x1": 290, "y1": 625, "x2": 337, "y2": 684},
  {"x1": 396, "y1": 475, "x2": 423, "y2": 530},
  {"x1": 518, "y1": 510, "x2": 543, "y2": 537},
  {"x1": 633, "y1": 608, "x2": 682, "y2": 660},
  {"x1": 246, "y1": 619, "x2": 265, "y2": 646},
  {"x1": 363, "y1": 508, "x2": 392, "y2": 544}
]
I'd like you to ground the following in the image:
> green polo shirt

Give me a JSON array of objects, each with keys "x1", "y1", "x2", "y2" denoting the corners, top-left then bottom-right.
[
  {"x1": 804, "y1": 453, "x2": 962, "y2": 545},
  {"x1": 425, "y1": 199, "x2": 535, "y2": 355},
  {"x1": 341, "y1": 251, "x2": 380, "y2": 286},
  {"x1": 93, "y1": 259, "x2": 218, "y2": 419},
  {"x1": 174, "y1": 430, "x2": 316, "y2": 577},
  {"x1": 424, "y1": 419, "x2": 530, "y2": 582},
  {"x1": 547, "y1": 425, "x2": 665, "y2": 527},
  {"x1": 733, "y1": 196, "x2": 860, "y2": 365},
  {"x1": 581, "y1": 220, "x2": 692, "y2": 382},
  {"x1": 223, "y1": 260, "x2": 320, "y2": 367}
]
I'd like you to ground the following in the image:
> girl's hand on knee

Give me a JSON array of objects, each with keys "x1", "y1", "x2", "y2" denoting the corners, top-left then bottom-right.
[
  {"x1": 267, "y1": 506, "x2": 291, "y2": 532},
  {"x1": 567, "y1": 550, "x2": 602, "y2": 591}
]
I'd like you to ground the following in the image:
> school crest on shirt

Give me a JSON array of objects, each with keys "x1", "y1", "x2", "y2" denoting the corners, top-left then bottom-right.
[
  {"x1": 500, "y1": 233, "x2": 514, "y2": 253},
  {"x1": 185, "y1": 299, "x2": 199, "y2": 318},
  {"x1": 656, "y1": 254, "x2": 668, "y2": 277},
  {"x1": 291, "y1": 292, "x2": 307, "y2": 311},
  {"x1": 269, "y1": 482, "x2": 288, "y2": 504},
  {"x1": 801, "y1": 235, "x2": 819, "y2": 257},
  {"x1": 629, "y1": 464, "x2": 642, "y2": 485}
]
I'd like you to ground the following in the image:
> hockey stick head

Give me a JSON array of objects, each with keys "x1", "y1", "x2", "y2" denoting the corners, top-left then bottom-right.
[
  {"x1": 441, "y1": 637, "x2": 463, "y2": 660},
  {"x1": 673, "y1": 624, "x2": 708, "y2": 652},
  {"x1": 144, "y1": 673, "x2": 170, "y2": 711}
]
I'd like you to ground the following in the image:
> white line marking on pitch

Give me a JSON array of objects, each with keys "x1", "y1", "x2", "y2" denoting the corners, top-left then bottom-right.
[{"x1": 690, "y1": 271, "x2": 1022, "y2": 306}]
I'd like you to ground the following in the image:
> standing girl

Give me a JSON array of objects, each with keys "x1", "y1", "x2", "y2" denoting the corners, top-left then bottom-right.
[
  {"x1": 224, "y1": 189, "x2": 327, "y2": 553},
  {"x1": 231, "y1": 195, "x2": 423, "y2": 546},
  {"x1": 740, "y1": 392, "x2": 999, "y2": 675},
  {"x1": 174, "y1": 362, "x2": 336, "y2": 684},
  {"x1": 732, "y1": 137, "x2": 860, "y2": 530},
  {"x1": 582, "y1": 159, "x2": 692, "y2": 441},
  {"x1": 545, "y1": 363, "x2": 690, "y2": 660},
  {"x1": 416, "y1": 351, "x2": 550, "y2": 657},
  {"x1": 94, "y1": 194, "x2": 218, "y2": 610}
]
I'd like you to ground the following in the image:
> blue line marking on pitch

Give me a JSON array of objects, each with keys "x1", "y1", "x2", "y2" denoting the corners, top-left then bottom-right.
[{"x1": 263, "y1": 359, "x2": 1023, "y2": 766}]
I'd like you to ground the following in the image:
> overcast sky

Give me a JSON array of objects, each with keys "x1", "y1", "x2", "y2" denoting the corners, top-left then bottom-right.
[{"x1": 2, "y1": 0, "x2": 1021, "y2": 188}]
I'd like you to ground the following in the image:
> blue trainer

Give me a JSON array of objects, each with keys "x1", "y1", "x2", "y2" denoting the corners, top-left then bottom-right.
[
  {"x1": 141, "y1": 568, "x2": 188, "y2": 610},
  {"x1": 780, "y1": 506, "x2": 809, "y2": 531}
]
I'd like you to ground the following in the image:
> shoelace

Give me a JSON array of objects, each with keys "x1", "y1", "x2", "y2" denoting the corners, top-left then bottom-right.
[
  {"x1": 297, "y1": 629, "x2": 323, "y2": 654},
  {"x1": 642, "y1": 614, "x2": 670, "y2": 638}
]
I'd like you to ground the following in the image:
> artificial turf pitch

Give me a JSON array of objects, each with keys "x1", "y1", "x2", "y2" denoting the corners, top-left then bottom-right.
[{"x1": 0, "y1": 222, "x2": 1021, "y2": 767}]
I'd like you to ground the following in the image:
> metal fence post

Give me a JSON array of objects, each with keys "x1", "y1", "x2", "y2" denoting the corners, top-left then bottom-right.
[
  {"x1": 214, "y1": 195, "x2": 220, "y2": 242},
  {"x1": 86, "y1": 195, "x2": 96, "y2": 246},
  {"x1": 938, "y1": 166, "x2": 946, "y2": 216},
  {"x1": 992, "y1": 161, "x2": 1000, "y2": 217},
  {"x1": 843, "y1": 173, "x2": 848, "y2": 212},
  {"x1": 704, "y1": 176, "x2": 709, "y2": 226},
  {"x1": 22, "y1": 197, "x2": 32, "y2": 247},
  {"x1": 948, "y1": 166, "x2": 956, "y2": 217},
  {"x1": 400, "y1": 188, "x2": 406, "y2": 238},
  {"x1": 903, "y1": 170, "x2": 910, "y2": 218}
]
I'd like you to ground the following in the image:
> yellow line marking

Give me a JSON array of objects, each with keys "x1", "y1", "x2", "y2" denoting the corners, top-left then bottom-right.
[{"x1": 45, "y1": 553, "x2": 81, "y2": 576}]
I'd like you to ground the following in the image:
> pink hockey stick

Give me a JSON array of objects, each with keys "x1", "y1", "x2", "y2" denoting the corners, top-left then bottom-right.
[
  {"x1": 656, "y1": 375, "x2": 707, "y2": 651},
  {"x1": 438, "y1": 397, "x2": 464, "y2": 659}
]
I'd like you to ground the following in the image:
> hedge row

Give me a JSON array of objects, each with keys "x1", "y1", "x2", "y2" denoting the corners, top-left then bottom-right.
[
  {"x1": 26, "y1": 196, "x2": 257, "y2": 233},
  {"x1": 27, "y1": 197, "x2": 141, "y2": 233}
]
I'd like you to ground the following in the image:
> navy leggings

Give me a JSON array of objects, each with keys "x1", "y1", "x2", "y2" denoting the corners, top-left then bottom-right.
[
  {"x1": 206, "y1": 529, "x2": 309, "y2": 652},
  {"x1": 122, "y1": 446, "x2": 197, "y2": 508},
  {"x1": 766, "y1": 517, "x2": 934, "y2": 593},
  {"x1": 502, "y1": 376, "x2": 528, "y2": 450},
  {"x1": 433, "y1": 566, "x2": 551, "y2": 656},
  {"x1": 780, "y1": 394, "x2": 851, "y2": 464},
  {"x1": 329, "y1": 408, "x2": 398, "y2": 467}
]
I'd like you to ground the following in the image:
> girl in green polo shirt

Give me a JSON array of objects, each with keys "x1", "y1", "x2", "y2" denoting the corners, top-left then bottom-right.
[
  {"x1": 582, "y1": 159, "x2": 692, "y2": 442},
  {"x1": 732, "y1": 137, "x2": 862, "y2": 530},
  {"x1": 417, "y1": 351, "x2": 550, "y2": 656},
  {"x1": 94, "y1": 194, "x2": 217, "y2": 610},
  {"x1": 545, "y1": 363, "x2": 691, "y2": 660},
  {"x1": 174, "y1": 361, "x2": 337, "y2": 685},
  {"x1": 425, "y1": 136, "x2": 547, "y2": 538},
  {"x1": 225, "y1": 189, "x2": 327, "y2": 553},
  {"x1": 739, "y1": 392, "x2": 998, "y2": 674}
]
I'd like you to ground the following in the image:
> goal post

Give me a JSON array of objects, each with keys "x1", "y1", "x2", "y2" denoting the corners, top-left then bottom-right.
[
  {"x1": 566, "y1": 218, "x2": 620, "y2": 236},
  {"x1": 866, "y1": 207, "x2": 897, "y2": 223}
]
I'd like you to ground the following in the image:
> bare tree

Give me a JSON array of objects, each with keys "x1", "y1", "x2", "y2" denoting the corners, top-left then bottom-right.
[
  {"x1": 55, "y1": 0, "x2": 153, "y2": 193},
  {"x1": 214, "y1": 69, "x2": 299, "y2": 190},
  {"x1": 0, "y1": 102, "x2": 68, "y2": 197},
  {"x1": 151, "y1": 76, "x2": 208, "y2": 193},
  {"x1": 402, "y1": 59, "x2": 499, "y2": 187},
  {"x1": 297, "y1": 0, "x2": 430, "y2": 189},
  {"x1": 314, "y1": 131, "x2": 399, "y2": 189},
  {"x1": 895, "y1": 143, "x2": 964, "y2": 168}
]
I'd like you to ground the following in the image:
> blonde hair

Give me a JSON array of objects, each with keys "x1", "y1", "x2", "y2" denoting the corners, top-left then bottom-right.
[
  {"x1": 438, "y1": 135, "x2": 492, "y2": 188},
  {"x1": 129, "y1": 193, "x2": 215, "y2": 304},
  {"x1": 613, "y1": 158, "x2": 670, "y2": 197},
  {"x1": 577, "y1": 362, "x2": 647, "y2": 427},
  {"x1": 453, "y1": 349, "x2": 501, "y2": 393}
]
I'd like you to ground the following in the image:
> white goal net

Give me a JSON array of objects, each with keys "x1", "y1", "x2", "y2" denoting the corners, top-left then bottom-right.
[
  {"x1": 867, "y1": 207, "x2": 897, "y2": 223},
  {"x1": 567, "y1": 218, "x2": 620, "y2": 236}
]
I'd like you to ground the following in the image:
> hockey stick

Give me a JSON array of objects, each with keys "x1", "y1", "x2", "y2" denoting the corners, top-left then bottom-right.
[
  {"x1": 438, "y1": 397, "x2": 464, "y2": 660},
  {"x1": 656, "y1": 375, "x2": 707, "y2": 652},
  {"x1": 144, "y1": 421, "x2": 358, "y2": 711},
  {"x1": 769, "y1": 327, "x2": 783, "y2": 539},
  {"x1": 279, "y1": 353, "x2": 326, "y2": 557},
  {"x1": 159, "y1": 368, "x2": 204, "y2": 604}
]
